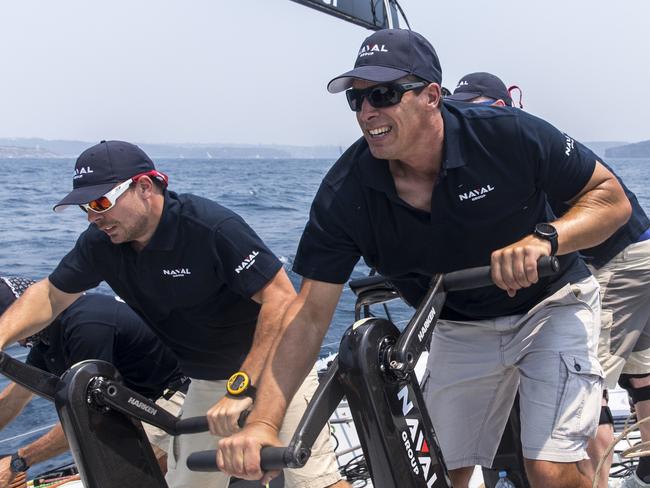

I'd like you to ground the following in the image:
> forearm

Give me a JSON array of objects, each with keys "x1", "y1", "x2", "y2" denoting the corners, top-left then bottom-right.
[
  {"x1": 0, "y1": 279, "x2": 79, "y2": 350},
  {"x1": 554, "y1": 164, "x2": 631, "y2": 254},
  {"x1": 0, "y1": 384, "x2": 33, "y2": 429},
  {"x1": 247, "y1": 295, "x2": 330, "y2": 431},
  {"x1": 238, "y1": 297, "x2": 289, "y2": 383},
  {"x1": 18, "y1": 423, "x2": 69, "y2": 467}
]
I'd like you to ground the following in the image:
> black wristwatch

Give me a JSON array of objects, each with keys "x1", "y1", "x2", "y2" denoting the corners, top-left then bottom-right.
[
  {"x1": 534, "y1": 223, "x2": 559, "y2": 256},
  {"x1": 9, "y1": 452, "x2": 29, "y2": 473},
  {"x1": 226, "y1": 371, "x2": 256, "y2": 400}
]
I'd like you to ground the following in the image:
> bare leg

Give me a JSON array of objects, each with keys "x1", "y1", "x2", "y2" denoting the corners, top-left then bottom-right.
[
  {"x1": 525, "y1": 459, "x2": 592, "y2": 488},
  {"x1": 580, "y1": 396, "x2": 612, "y2": 488},
  {"x1": 448, "y1": 466, "x2": 475, "y2": 488}
]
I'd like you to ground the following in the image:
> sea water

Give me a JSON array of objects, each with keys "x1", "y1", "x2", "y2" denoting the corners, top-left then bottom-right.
[{"x1": 0, "y1": 156, "x2": 648, "y2": 475}]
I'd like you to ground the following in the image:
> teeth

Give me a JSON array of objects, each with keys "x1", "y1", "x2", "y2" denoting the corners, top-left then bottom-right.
[{"x1": 368, "y1": 126, "x2": 391, "y2": 136}]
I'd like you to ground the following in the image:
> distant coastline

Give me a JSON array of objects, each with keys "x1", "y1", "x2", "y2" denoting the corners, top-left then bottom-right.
[
  {"x1": 605, "y1": 140, "x2": 650, "y2": 158},
  {"x1": 0, "y1": 138, "x2": 343, "y2": 160},
  {"x1": 0, "y1": 137, "x2": 649, "y2": 160}
]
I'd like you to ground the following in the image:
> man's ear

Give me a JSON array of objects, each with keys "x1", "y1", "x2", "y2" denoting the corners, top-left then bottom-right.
[
  {"x1": 425, "y1": 83, "x2": 443, "y2": 109},
  {"x1": 493, "y1": 99, "x2": 507, "y2": 107},
  {"x1": 136, "y1": 175, "x2": 155, "y2": 198}
]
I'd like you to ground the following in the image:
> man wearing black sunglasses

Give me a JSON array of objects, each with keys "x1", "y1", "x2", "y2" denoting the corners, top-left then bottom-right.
[
  {"x1": 218, "y1": 28, "x2": 632, "y2": 488},
  {"x1": 0, "y1": 141, "x2": 347, "y2": 488}
]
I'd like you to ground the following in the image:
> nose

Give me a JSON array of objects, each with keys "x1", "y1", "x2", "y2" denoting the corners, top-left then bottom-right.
[
  {"x1": 87, "y1": 209, "x2": 102, "y2": 224},
  {"x1": 357, "y1": 97, "x2": 378, "y2": 123}
]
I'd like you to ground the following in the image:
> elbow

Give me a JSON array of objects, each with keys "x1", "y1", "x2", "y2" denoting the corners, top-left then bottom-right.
[{"x1": 612, "y1": 187, "x2": 632, "y2": 229}]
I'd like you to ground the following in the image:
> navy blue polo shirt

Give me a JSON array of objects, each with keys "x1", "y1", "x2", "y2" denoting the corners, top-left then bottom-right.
[
  {"x1": 549, "y1": 156, "x2": 650, "y2": 269},
  {"x1": 49, "y1": 191, "x2": 283, "y2": 380},
  {"x1": 293, "y1": 101, "x2": 594, "y2": 320},
  {"x1": 26, "y1": 293, "x2": 182, "y2": 399}
]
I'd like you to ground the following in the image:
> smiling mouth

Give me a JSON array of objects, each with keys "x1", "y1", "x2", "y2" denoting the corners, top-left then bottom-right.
[{"x1": 368, "y1": 126, "x2": 392, "y2": 138}]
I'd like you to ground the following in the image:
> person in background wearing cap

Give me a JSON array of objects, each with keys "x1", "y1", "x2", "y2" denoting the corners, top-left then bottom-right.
[
  {"x1": 445, "y1": 71, "x2": 521, "y2": 108},
  {"x1": 0, "y1": 141, "x2": 348, "y2": 488},
  {"x1": 217, "y1": 29, "x2": 632, "y2": 488},
  {"x1": 451, "y1": 71, "x2": 650, "y2": 488},
  {"x1": 0, "y1": 276, "x2": 187, "y2": 486}
]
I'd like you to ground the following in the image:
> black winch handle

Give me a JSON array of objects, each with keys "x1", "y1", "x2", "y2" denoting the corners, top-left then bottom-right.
[
  {"x1": 175, "y1": 416, "x2": 209, "y2": 434},
  {"x1": 442, "y1": 256, "x2": 559, "y2": 292},
  {"x1": 187, "y1": 447, "x2": 295, "y2": 472},
  {"x1": 175, "y1": 410, "x2": 251, "y2": 435}
]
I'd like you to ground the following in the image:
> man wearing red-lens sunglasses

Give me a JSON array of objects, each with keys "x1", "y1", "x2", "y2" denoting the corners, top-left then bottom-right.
[{"x1": 0, "y1": 141, "x2": 348, "y2": 488}]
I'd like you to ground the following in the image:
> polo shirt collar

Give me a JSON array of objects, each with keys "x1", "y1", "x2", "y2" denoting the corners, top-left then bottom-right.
[
  {"x1": 358, "y1": 104, "x2": 467, "y2": 196},
  {"x1": 143, "y1": 191, "x2": 179, "y2": 251},
  {"x1": 440, "y1": 102, "x2": 466, "y2": 170}
]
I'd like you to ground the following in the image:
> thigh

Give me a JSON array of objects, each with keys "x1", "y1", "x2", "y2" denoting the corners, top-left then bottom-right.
[
  {"x1": 280, "y1": 366, "x2": 342, "y2": 488},
  {"x1": 165, "y1": 380, "x2": 230, "y2": 488},
  {"x1": 143, "y1": 391, "x2": 185, "y2": 452},
  {"x1": 516, "y1": 278, "x2": 603, "y2": 463},
  {"x1": 595, "y1": 241, "x2": 650, "y2": 382},
  {"x1": 425, "y1": 318, "x2": 520, "y2": 470}
]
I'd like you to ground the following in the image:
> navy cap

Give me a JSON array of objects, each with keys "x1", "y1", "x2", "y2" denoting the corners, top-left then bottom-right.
[
  {"x1": 446, "y1": 72, "x2": 513, "y2": 106},
  {"x1": 53, "y1": 140, "x2": 156, "y2": 212},
  {"x1": 327, "y1": 29, "x2": 442, "y2": 93}
]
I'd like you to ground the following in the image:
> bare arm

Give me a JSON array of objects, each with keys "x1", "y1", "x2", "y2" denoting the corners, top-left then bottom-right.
[
  {"x1": 217, "y1": 278, "x2": 344, "y2": 481},
  {"x1": 492, "y1": 161, "x2": 632, "y2": 294},
  {"x1": 0, "y1": 278, "x2": 81, "y2": 350},
  {"x1": 17, "y1": 423, "x2": 69, "y2": 466},
  {"x1": 206, "y1": 268, "x2": 297, "y2": 436},
  {"x1": 0, "y1": 422, "x2": 70, "y2": 487},
  {"x1": 0, "y1": 383, "x2": 68, "y2": 487},
  {"x1": 0, "y1": 383, "x2": 33, "y2": 429}
]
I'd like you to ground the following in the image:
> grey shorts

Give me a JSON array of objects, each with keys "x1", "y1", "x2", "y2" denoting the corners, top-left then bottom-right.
[
  {"x1": 165, "y1": 366, "x2": 341, "y2": 488},
  {"x1": 423, "y1": 276, "x2": 603, "y2": 470},
  {"x1": 592, "y1": 239, "x2": 650, "y2": 388}
]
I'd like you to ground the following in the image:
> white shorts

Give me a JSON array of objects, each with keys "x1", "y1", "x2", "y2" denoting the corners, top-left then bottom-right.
[{"x1": 423, "y1": 277, "x2": 603, "y2": 470}]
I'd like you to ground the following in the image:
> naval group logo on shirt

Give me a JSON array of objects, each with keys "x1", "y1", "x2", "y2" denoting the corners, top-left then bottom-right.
[
  {"x1": 457, "y1": 184, "x2": 496, "y2": 202},
  {"x1": 235, "y1": 250, "x2": 259, "y2": 274},
  {"x1": 563, "y1": 133, "x2": 575, "y2": 156},
  {"x1": 162, "y1": 268, "x2": 192, "y2": 278}
]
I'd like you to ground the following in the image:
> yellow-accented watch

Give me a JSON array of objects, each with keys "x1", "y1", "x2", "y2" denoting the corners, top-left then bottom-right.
[{"x1": 226, "y1": 371, "x2": 256, "y2": 399}]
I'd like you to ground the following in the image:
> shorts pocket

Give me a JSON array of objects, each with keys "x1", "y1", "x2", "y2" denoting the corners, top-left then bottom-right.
[{"x1": 552, "y1": 353, "x2": 603, "y2": 440}]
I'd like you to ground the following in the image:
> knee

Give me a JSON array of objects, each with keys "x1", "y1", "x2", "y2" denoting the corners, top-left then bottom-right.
[{"x1": 620, "y1": 373, "x2": 650, "y2": 403}]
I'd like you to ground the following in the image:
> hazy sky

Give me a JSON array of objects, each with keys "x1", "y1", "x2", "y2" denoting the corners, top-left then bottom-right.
[{"x1": 1, "y1": 0, "x2": 648, "y2": 147}]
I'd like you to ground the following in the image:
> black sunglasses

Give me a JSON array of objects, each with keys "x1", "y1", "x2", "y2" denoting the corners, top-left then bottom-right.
[{"x1": 345, "y1": 81, "x2": 428, "y2": 112}]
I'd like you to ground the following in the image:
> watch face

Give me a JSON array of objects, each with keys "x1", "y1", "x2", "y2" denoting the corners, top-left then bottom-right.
[
  {"x1": 536, "y1": 223, "x2": 557, "y2": 237},
  {"x1": 10, "y1": 456, "x2": 28, "y2": 473},
  {"x1": 227, "y1": 372, "x2": 249, "y2": 395}
]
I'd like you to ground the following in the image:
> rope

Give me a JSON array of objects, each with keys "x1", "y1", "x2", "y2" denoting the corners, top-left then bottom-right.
[
  {"x1": 0, "y1": 423, "x2": 57, "y2": 444},
  {"x1": 593, "y1": 414, "x2": 650, "y2": 488}
]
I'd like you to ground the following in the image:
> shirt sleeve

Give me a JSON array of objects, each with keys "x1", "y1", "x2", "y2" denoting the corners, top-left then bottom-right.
[
  {"x1": 49, "y1": 227, "x2": 104, "y2": 293},
  {"x1": 292, "y1": 181, "x2": 361, "y2": 284},
  {"x1": 518, "y1": 112, "x2": 597, "y2": 203},
  {"x1": 211, "y1": 217, "x2": 283, "y2": 298}
]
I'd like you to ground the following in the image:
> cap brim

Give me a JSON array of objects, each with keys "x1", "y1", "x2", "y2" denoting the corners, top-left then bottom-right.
[
  {"x1": 53, "y1": 182, "x2": 116, "y2": 212},
  {"x1": 445, "y1": 91, "x2": 481, "y2": 101},
  {"x1": 327, "y1": 66, "x2": 411, "y2": 93}
]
